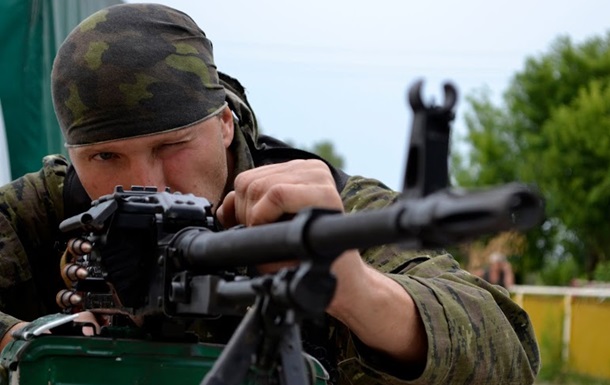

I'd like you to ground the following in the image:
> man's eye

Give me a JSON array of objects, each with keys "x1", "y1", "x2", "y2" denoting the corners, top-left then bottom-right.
[
  {"x1": 157, "y1": 141, "x2": 186, "y2": 154},
  {"x1": 163, "y1": 141, "x2": 185, "y2": 149},
  {"x1": 93, "y1": 152, "x2": 116, "y2": 161}
]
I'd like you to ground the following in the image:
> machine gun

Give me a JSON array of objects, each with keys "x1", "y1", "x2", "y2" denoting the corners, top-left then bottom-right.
[{"x1": 0, "y1": 80, "x2": 544, "y2": 385}]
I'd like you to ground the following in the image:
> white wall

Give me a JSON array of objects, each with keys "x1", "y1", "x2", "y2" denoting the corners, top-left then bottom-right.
[{"x1": 0, "y1": 99, "x2": 11, "y2": 185}]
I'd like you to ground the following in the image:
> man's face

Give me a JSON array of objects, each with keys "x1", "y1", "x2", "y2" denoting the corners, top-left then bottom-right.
[{"x1": 68, "y1": 107, "x2": 235, "y2": 209}]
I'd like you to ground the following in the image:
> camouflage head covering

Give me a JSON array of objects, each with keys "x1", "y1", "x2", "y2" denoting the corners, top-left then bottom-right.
[{"x1": 52, "y1": 3, "x2": 227, "y2": 147}]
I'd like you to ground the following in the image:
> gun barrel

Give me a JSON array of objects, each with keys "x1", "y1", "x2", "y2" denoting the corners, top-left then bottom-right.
[{"x1": 171, "y1": 183, "x2": 544, "y2": 270}]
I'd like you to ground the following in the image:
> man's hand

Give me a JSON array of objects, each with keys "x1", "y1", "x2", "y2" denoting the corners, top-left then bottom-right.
[
  {"x1": 0, "y1": 322, "x2": 27, "y2": 351},
  {"x1": 0, "y1": 312, "x2": 102, "y2": 352},
  {"x1": 216, "y1": 160, "x2": 428, "y2": 366},
  {"x1": 217, "y1": 159, "x2": 343, "y2": 227}
]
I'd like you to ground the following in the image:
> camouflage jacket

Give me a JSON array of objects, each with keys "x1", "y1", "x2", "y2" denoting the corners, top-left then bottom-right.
[{"x1": 0, "y1": 146, "x2": 540, "y2": 384}]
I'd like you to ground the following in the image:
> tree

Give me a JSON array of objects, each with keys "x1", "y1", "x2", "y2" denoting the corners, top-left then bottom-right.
[
  {"x1": 282, "y1": 138, "x2": 345, "y2": 169},
  {"x1": 452, "y1": 32, "x2": 610, "y2": 279},
  {"x1": 307, "y1": 140, "x2": 345, "y2": 169}
]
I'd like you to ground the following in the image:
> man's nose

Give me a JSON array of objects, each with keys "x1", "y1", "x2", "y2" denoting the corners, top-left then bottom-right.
[{"x1": 127, "y1": 160, "x2": 167, "y2": 191}]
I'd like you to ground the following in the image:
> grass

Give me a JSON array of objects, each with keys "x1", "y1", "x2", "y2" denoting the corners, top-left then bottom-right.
[{"x1": 536, "y1": 372, "x2": 610, "y2": 385}]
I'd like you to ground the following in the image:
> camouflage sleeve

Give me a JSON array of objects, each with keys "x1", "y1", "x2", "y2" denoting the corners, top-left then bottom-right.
[
  {"x1": 0, "y1": 155, "x2": 68, "y2": 340},
  {"x1": 335, "y1": 175, "x2": 540, "y2": 385}
]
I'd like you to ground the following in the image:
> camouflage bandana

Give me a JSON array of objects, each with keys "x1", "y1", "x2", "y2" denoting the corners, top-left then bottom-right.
[{"x1": 51, "y1": 3, "x2": 226, "y2": 147}]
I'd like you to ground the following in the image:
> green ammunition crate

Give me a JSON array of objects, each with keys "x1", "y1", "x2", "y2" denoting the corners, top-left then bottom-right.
[{"x1": 0, "y1": 335, "x2": 329, "y2": 385}]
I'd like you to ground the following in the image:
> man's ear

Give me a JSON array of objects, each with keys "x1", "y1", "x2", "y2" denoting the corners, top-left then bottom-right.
[{"x1": 220, "y1": 106, "x2": 235, "y2": 148}]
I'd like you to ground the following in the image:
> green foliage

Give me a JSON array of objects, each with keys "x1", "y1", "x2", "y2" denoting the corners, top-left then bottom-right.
[
  {"x1": 307, "y1": 140, "x2": 345, "y2": 169},
  {"x1": 279, "y1": 138, "x2": 345, "y2": 170},
  {"x1": 593, "y1": 260, "x2": 610, "y2": 282},
  {"x1": 284, "y1": 139, "x2": 345, "y2": 169},
  {"x1": 453, "y1": 32, "x2": 610, "y2": 277},
  {"x1": 538, "y1": 255, "x2": 581, "y2": 286},
  {"x1": 539, "y1": 80, "x2": 610, "y2": 270},
  {"x1": 452, "y1": 88, "x2": 519, "y2": 187},
  {"x1": 536, "y1": 372, "x2": 610, "y2": 385},
  {"x1": 536, "y1": 314, "x2": 564, "y2": 381}
]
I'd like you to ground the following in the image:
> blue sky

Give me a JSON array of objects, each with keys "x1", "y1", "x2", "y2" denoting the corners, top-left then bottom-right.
[{"x1": 104, "y1": 1, "x2": 610, "y2": 189}]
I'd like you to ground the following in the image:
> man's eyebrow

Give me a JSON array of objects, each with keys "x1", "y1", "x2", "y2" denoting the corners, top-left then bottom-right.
[
  {"x1": 72, "y1": 126, "x2": 199, "y2": 154},
  {"x1": 71, "y1": 141, "x2": 133, "y2": 156},
  {"x1": 166, "y1": 128, "x2": 203, "y2": 145},
  {"x1": 73, "y1": 145, "x2": 116, "y2": 155}
]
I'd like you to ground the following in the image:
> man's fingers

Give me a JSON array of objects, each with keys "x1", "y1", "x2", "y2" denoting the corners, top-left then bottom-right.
[
  {"x1": 226, "y1": 159, "x2": 342, "y2": 227},
  {"x1": 74, "y1": 311, "x2": 102, "y2": 335},
  {"x1": 245, "y1": 183, "x2": 341, "y2": 226},
  {"x1": 233, "y1": 159, "x2": 333, "y2": 194},
  {"x1": 216, "y1": 191, "x2": 237, "y2": 228}
]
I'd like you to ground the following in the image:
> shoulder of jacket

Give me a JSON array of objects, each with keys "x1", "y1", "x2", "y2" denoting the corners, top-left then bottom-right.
[
  {"x1": 0, "y1": 154, "x2": 67, "y2": 235},
  {"x1": 41, "y1": 154, "x2": 70, "y2": 179}
]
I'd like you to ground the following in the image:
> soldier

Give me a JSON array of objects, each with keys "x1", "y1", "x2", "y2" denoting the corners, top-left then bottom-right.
[{"x1": 0, "y1": 3, "x2": 539, "y2": 384}]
